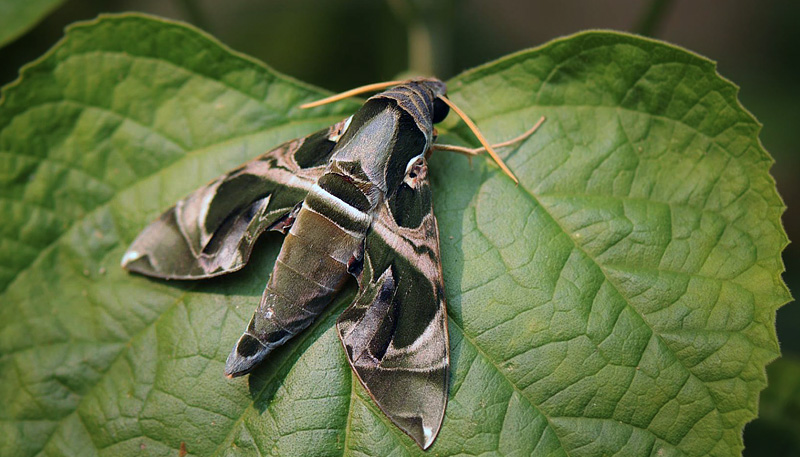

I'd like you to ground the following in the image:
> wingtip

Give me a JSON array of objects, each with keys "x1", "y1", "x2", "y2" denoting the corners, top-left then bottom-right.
[
  {"x1": 120, "y1": 249, "x2": 142, "y2": 269},
  {"x1": 421, "y1": 425, "x2": 436, "y2": 450},
  {"x1": 224, "y1": 333, "x2": 270, "y2": 378},
  {"x1": 408, "y1": 423, "x2": 440, "y2": 450}
]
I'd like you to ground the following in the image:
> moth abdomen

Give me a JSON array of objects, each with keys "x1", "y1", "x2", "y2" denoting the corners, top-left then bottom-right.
[{"x1": 224, "y1": 181, "x2": 370, "y2": 377}]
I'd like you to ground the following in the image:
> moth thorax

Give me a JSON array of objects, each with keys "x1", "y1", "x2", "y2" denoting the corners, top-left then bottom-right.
[{"x1": 374, "y1": 84, "x2": 438, "y2": 143}]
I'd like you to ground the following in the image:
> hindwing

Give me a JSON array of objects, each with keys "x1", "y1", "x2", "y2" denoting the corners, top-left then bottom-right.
[{"x1": 337, "y1": 157, "x2": 448, "y2": 449}]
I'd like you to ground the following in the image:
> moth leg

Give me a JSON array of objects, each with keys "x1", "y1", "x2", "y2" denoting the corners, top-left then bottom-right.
[
  {"x1": 267, "y1": 202, "x2": 303, "y2": 234},
  {"x1": 432, "y1": 115, "x2": 545, "y2": 157},
  {"x1": 347, "y1": 238, "x2": 366, "y2": 278}
]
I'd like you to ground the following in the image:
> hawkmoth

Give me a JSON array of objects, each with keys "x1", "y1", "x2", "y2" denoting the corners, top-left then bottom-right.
[{"x1": 121, "y1": 78, "x2": 540, "y2": 449}]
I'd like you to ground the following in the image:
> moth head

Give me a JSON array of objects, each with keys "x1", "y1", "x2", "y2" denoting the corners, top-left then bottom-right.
[{"x1": 400, "y1": 78, "x2": 449, "y2": 123}]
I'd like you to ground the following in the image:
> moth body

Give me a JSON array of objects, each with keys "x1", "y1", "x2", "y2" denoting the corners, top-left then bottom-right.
[
  {"x1": 224, "y1": 164, "x2": 376, "y2": 376},
  {"x1": 224, "y1": 80, "x2": 446, "y2": 377},
  {"x1": 124, "y1": 78, "x2": 457, "y2": 449}
]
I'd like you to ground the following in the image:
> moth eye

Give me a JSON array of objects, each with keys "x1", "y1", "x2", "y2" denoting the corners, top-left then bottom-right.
[{"x1": 432, "y1": 97, "x2": 449, "y2": 124}]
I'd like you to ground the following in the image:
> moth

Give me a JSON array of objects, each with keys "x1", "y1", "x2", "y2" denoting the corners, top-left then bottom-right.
[{"x1": 121, "y1": 78, "x2": 541, "y2": 449}]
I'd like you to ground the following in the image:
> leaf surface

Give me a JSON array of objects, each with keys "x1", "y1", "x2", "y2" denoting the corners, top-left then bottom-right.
[{"x1": 0, "y1": 14, "x2": 789, "y2": 457}]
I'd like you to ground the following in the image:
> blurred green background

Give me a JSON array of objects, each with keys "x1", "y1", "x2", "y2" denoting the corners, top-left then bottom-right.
[{"x1": 1, "y1": 0, "x2": 797, "y2": 454}]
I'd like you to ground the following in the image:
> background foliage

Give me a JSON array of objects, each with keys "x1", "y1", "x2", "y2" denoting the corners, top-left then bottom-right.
[{"x1": 0, "y1": 1, "x2": 796, "y2": 455}]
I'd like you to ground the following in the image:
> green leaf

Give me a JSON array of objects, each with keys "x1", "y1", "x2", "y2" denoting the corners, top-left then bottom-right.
[
  {"x1": 0, "y1": 0, "x2": 66, "y2": 48},
  {"x1": 0, "y1": 13, "x2": 789, "y2": 457}
]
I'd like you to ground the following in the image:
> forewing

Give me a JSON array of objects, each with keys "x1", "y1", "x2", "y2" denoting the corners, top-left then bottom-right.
[
  {"x1": 337, "y1": 158, "x2": 448, "y2": 449},
  {"x1": 122, "y1": 119, "x2": 349, "y2": 279}
]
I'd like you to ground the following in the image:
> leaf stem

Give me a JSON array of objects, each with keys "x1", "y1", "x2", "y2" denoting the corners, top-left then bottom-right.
[
  {"x1": 634, "y1": 0, "x2": 675, "y2": 37},
  {"x1": 175, "y1": 0, "x2": 212, "y2": 32},
  {"x1": 387, "y1": 0, "x2": 454, "y2": 77}
]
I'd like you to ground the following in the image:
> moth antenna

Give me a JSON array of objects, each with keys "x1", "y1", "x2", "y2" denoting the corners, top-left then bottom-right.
[
  {"x1": 300, "y1": 80, "x2": 405, "y2": 109},
  {"x1": 438, "y1": 95, "x2": 519, "y2": 185}
]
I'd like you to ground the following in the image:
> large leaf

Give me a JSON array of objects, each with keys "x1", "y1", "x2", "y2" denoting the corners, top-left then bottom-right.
[
  {"x1": 0, "y1": 0, "x2": 66, "y2": 48},
  {"x1": 0, "y1": 14, "x2": 789, "y2": 457}
]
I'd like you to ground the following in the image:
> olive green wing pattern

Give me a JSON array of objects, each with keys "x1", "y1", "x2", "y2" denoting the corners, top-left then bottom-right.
[
  {"x1": 121, "y1": 119, "x2": 349, "y2": 279},
  {"x1": 336, "y1": 157, "x2": 449, "y2": 449}
]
